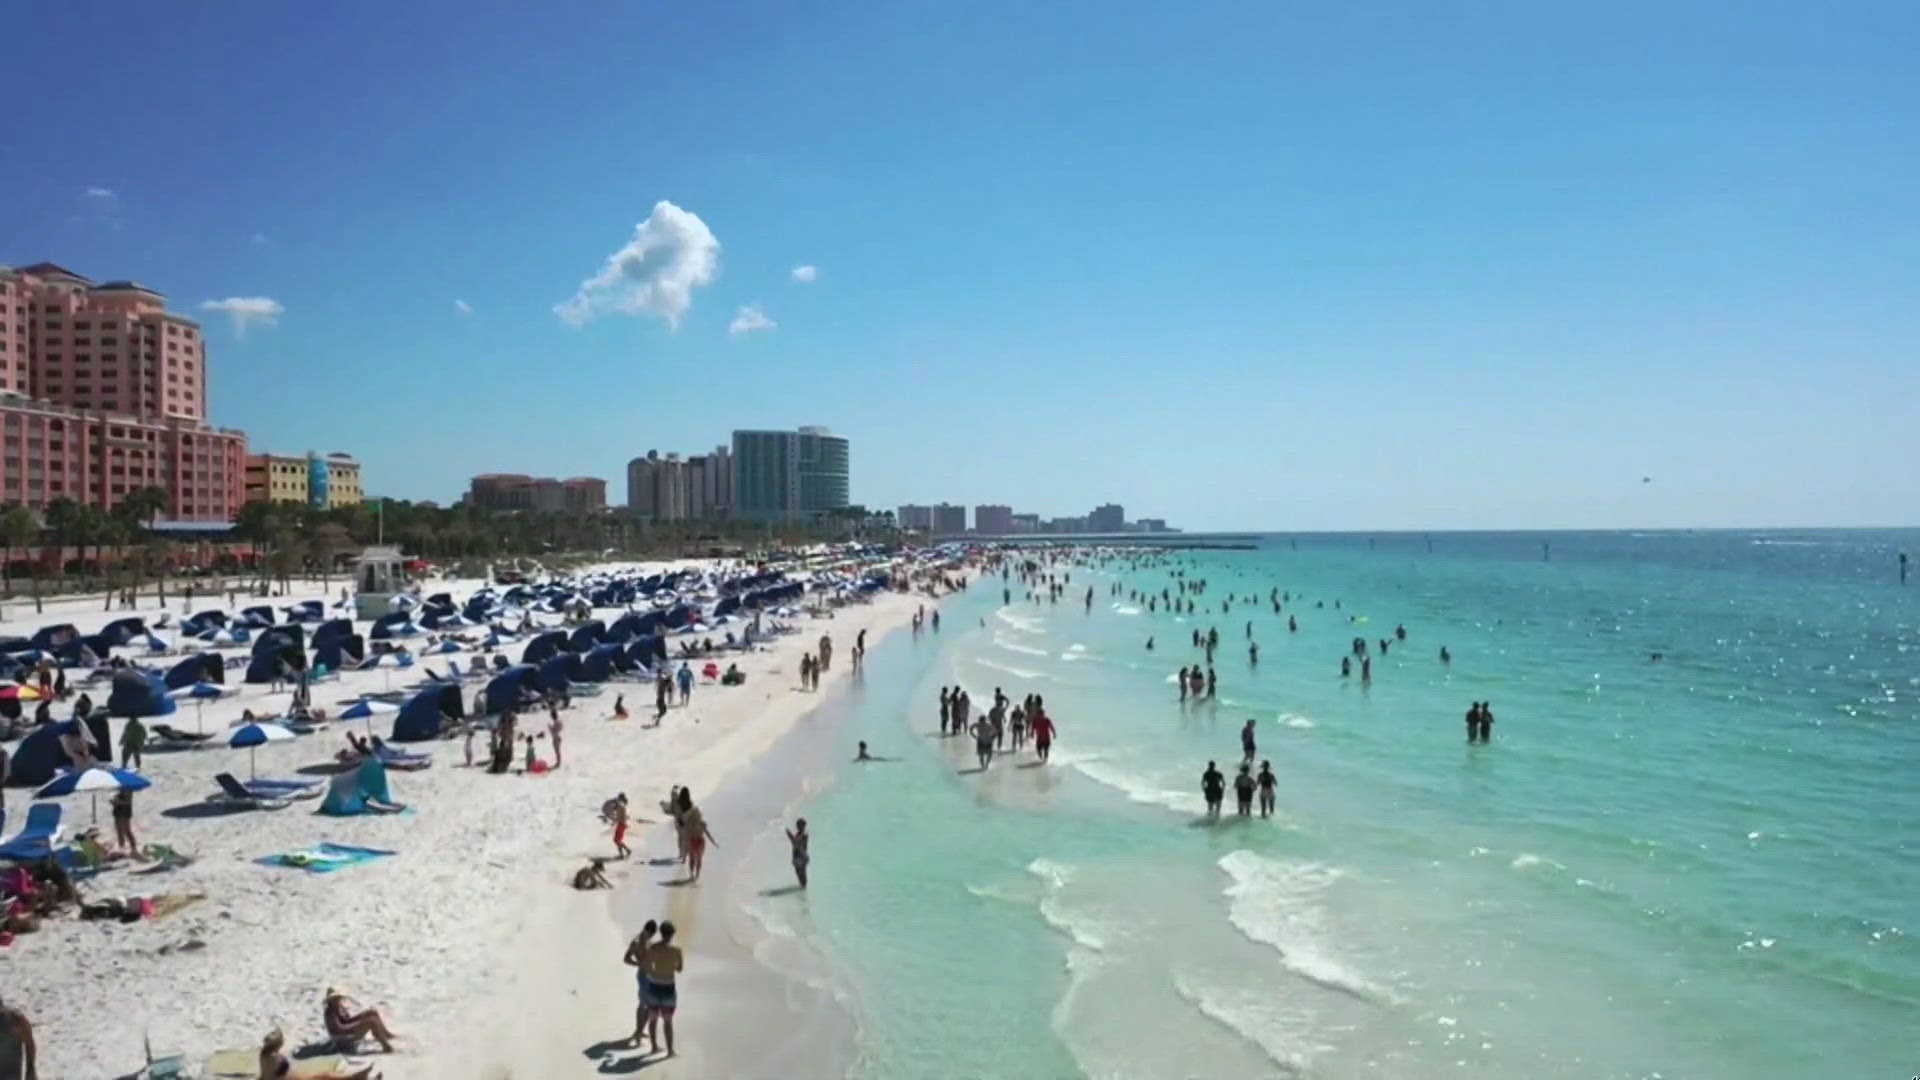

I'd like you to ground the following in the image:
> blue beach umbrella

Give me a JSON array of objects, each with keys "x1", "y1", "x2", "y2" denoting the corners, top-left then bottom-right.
[
  {"x1": 340, "y1": 698, "x2": 398, "y2": 735},
  {"x1": 229, "y1": 720, "x2": 295, "y2": 779},
  {"x1": 36, "y1": 765, "x2": 153, "y2": 824},
  {"x1": 170, "y1": 680, "x2": 226, "y2": 734}
]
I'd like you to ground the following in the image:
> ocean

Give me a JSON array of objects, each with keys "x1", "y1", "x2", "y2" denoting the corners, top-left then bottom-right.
[{"x1": 724, "y1": 530, "x2": 1920, "y2": 1079}]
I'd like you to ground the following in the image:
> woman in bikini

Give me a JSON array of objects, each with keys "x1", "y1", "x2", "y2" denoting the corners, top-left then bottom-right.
[
  {"x1": 322, "y1": 989, "x2": 399, "y2": 1053},
  {"x1": 675, "y1": 789, "x2": 718, "y2": 882}
]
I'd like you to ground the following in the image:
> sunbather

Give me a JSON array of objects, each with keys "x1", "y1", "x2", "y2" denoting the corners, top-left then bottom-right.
[
  {"x1": 259, "y1": 1027, "x2": 378, "y2": 1080},
  {"x1": 322, "y1": 990, "x2": 398, "y2": 1054}
]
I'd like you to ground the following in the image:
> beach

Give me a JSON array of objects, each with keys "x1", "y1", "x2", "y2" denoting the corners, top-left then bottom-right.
[{"x1": 0, "y1": 560, "x2": 934, "y2": 1079}]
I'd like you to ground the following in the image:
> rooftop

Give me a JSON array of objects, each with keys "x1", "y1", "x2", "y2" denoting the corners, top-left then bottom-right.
[{"x1": 17, "y1": 261, "x2": 93, "y2": 284}]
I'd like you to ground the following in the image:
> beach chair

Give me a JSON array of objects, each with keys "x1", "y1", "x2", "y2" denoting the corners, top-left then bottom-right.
[
  {"x1": 369, "y1": 741, "x2": 432, "y2": 770},
  {"x1": 209, "y1": 772, "x2": 291, "y2": 810},
  {"x1": 245, "y1": 775, "x2": 324, "y2": 800},
  {"x1": 0, "y1": 802, "x2": 65, "y2": 861}
]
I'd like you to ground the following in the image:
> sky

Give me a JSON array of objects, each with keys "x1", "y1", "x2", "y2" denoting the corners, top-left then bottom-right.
[{"x1": 5, "y1": 1, "x2": 1917, "y2": 531}]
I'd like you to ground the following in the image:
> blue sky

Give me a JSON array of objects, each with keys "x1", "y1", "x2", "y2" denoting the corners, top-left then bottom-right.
[{"x1": 7, "y1": 1, "x2": 1917, "y2": 530}]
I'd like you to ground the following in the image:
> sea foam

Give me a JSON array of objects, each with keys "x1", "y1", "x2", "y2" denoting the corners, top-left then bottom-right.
[{"x1": 1218, "y1": 850, "x2": 1382, "y2": 1002}]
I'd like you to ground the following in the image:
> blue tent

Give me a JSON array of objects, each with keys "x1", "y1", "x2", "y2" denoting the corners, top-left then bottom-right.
[
  {"x1": 244, "y1": 626, "x2": 307, "y2": 683},
  {"x1": 539, "y1": 651, "x2": 581, "y2": 693},
  {"x1": 369, "y1": 611, "x2": 413, "y2": 641},
  {"x1": 100, "y1": 616, "x2": 149, "y2": 645},
  {"x1": 180, "y1": 610, "x2": 227, "y2": 637},
  {"x1": 29, "y1": 623, "x2": 79, "y2": 651},
  {"x1": 311, "y1": 618, "x2": 355, "y2": 649},
  {"x1": 482, "y1": 664, "x2": 541, "y2": 715},
  {"x1": 520, "y1": 630, "x2": 568, "y2": 667},
  {"x1": 5, "y1": 717, "x2": 112, "y2": 786},
  {"x1": 626, "y1": 634, "x2": 665, "y2": 668},
  {"x1": 282, "y1": 600, "x2": 324, "y2": 623},
  {"x1": 313, "y1": 633, "x2": 365, "y2": 674},
  {"x1": 55, "y1": 633, "x2": 114, "y2": 667},
  {"x1": 107, "y1": 668, "x2": 176, "y2": 719},
  {"x1": 319, "y1": 758, "x2": 400, "y2": 816},
  {"x1": 566, "y1": 620, "x2": 605, "y2": 653},
  {"x1": 605, "y1": 613, "x2": 646, "y2": 643},
  {"x1": 240, "y1": 605, "x2": 277, "y2": 629},
  {"x1": 579, "y1": 642, "x2": 626, "y2": 683},
  {"x1": 164, "y1": 652, "x2": 224, "y2": 690},
  {"x1": 418, "y1": 605, "x2": 459, "y2": 629},
  {"x1": 392, "y1": 682, "x2": 465, "y2": 742}
]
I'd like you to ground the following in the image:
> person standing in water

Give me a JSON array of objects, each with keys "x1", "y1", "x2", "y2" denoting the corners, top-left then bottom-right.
[
  {"x1": 675, "y1": 788, "x2": 718, "y2": 882},
  {"x1": 1206, "y1": 666, "x2": 1217, "y2": 698},
  {"x1": 1465, "y1": 701, "x2": 1481, "y2": 743},
  {"x1": 1030, "y1": 707, "x2": 1056, "y2": 763},
  {"x1": 786, "y1": 819, "x2": 810, "y2": 889},
  {"x1": 1233, "y1": 765, "x2": 1256, "y2": 817},
  {"x1": 1477, "y1": 701, "x2": 1494, "y2": 742},
  {"x1": 939, "y1": 687, "x2": 951, "y2": 735},
  {"x1": 1240, "y1": 719, "x2": 1257, "y2": 764},
  {"x1": 1256, "y1": 760, "x2": 1276, "y2": 818},
  {"x1": 1201, "y1": 761, "x2": 1226, "y2": 820},
  {"x1": 970, "y1": 713, "x2": 997, "y2": 769},
  {"x1": 1178, "y1": 666, "x2": 1189, "y2": 701}
]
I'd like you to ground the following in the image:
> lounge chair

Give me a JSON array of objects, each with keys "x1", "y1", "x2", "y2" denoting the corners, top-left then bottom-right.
[
  {"x1": 245, "y1": 776, "x2": 323, "y2": 800},
  {"x1": 0, "y1": 802, "x2": 65, "y2": 861},
  {"x1": 209, "y1": 773, "x2": 291, "y2": 810},
  {"x1": 369, "y1": 741, "x2": 432, "y2": 770}
]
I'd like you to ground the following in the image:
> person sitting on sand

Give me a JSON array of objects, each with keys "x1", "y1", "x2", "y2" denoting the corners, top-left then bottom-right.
[
  {"x1": 259, "y1": 1026, "x2": 379, "y2": 1080},
  {"x1": 573, "y1": 858, "x2": 613, "y2": 890},
  {"x1": 612, "y1": 694, "x2": 629, "y2": 721},
  {"x1": 322, "y1": 989, "x2": 399, "y2": 1053}
]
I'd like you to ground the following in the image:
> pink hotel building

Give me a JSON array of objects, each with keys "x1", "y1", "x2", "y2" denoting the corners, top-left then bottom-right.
[{"x1": 0, "y1": 262, "x2": 248, "y2": 521}]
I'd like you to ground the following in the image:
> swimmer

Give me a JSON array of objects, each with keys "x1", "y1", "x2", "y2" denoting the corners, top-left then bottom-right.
[{"x1": 1440, "y1": 646, "x2": 1451, "y2": 664}]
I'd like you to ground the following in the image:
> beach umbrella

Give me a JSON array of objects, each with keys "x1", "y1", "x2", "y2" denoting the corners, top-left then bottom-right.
[
  {"x1": 36, "y1": 764, "x2": 152, "y2": 824},
  {"x1": 228, "y1": 720, "x2": 295, "y2": 779},
  {"x1": 170, "y1": 680, "x2": 225, "y2": 733},
  {"x1": 339, "y1": 698, "x2": 397, "y2": 735}
]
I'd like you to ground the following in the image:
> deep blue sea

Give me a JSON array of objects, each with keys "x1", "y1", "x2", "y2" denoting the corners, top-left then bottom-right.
[{"x1": 729, "y1": 530, "x2": 1920, "y2": 1079}]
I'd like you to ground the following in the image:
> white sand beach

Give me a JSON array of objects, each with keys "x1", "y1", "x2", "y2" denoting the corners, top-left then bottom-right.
[{"x1": 0, "y1": 561, "x2": 938, "y2": 1079}]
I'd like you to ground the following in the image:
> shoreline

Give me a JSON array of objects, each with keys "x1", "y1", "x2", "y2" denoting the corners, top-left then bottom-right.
[{"x1": 425, "y1": 587, "x2": 930, "y2": 1079}]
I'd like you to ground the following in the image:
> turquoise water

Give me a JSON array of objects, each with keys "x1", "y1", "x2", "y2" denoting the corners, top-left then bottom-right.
[{"x1": 736, "y1": 531, "x2": 1920, "y2": 1079}]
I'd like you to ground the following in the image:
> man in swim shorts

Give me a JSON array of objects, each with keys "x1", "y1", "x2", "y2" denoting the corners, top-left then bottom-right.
[
  {"x1": 1201, "y1": 761, "x2": 1225, "y2": 820},
  {"x1": 1029, "y1": 708, "x2": 1056, "y2": 763},
  {"x1": 971, "y1": 714, "x2": 997, "y2": 769}
]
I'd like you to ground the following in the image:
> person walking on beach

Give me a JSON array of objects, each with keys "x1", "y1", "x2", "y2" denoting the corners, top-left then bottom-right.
[
  {"x1": 676, "y1": 788, "x2": 718, "y2": 882},
  {"x1": 676, "y1": 662, "x2": 694, "y2": 705},
  {"x1": 610, "y1": 794, "x2": 632, "y2": 858},
  {"x1": 119, "y1": 714, "x2": 147, "y2": 771},
  {"x1": 1201, "y1": 761, "x2": 1225, "y2": 820},
  {"x1": 1030, "y1": 707, "x2": 1056, "y2": 763},
  {"x1": 970, "y1": 713, "x2": 997, "y2": 770},
  {"x1": 654, "y1": 672, "x2": 671, "y2": 723},
  {"x1": 1256, "y1": 760, "x2": 1276, "y2": 818},
  {"x1": 1233, "y1": 765, "x2": 1256, "y2": 818},
  {"x1": 786, "y1": 818, "x2": 810, "y2": 889},
  {"x1": 111, "y1": 787, "x2": 138, "y2": 855},
  {"x1": 625, "y1": 920, "x2": 683, "y2": 1057},
  {"x1": 549, "y1": 712, "x2": 565, "y2": 769}
]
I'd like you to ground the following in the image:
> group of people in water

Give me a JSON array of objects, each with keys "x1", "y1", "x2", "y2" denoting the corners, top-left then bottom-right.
[{"x1": 938, "y1": 684, "x2": 1056, "y2": 769}]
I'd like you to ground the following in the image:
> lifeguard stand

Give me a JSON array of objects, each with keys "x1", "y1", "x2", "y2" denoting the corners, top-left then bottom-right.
[{"x1": 354, "y1": 545, "x2": 408, "y2": 620}]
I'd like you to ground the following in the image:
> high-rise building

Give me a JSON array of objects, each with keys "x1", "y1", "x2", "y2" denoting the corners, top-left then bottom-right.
[
  {"x1": 627, "y1": 451, "x2": 688, "y2": 520},
  {"x1": 896, "y1": 504, "x2": 933, "y2": 531},
  {"x1": 1089, "y1": 503, "x2": 1126, "y2": 533},
  {"x1": 731, "y1": 426, "x2": 850, "y2": 521},
  {"x1": 0, "y1": 262, "x2": 248, "y2": 520},
  {"x1": 931, "y1": 503, "x2": 968, "y2": 534},
  {"x1": 974, "y1": 504, "x2": 1013, "y2": 534},
  {"x1": 245, "y1": 451, "x2": 363, "y2": 509},
  {"x1": 1011, "y1": 513, "x2": 1041, "y2": 533}
]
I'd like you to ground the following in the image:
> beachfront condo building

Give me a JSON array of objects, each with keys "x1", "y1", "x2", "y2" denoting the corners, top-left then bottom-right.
[
  {"x1": 731, "y1": 426, "x2": 849, "y2": 522},
  {"x1": 896, "y1": 504, "x2": 934, "y2": 531},
  {"x1": 628, "y1": 444, "x2": 731, "y2": 521},
  {"x1": 244, "y1": 451, "x2": 363, "y2": 509},
  {"x1": 1090, "y1": 503, "x2": 1126, "y2": 532},
  {"x1": 931, "y1": 503, "x2": 968, "y2": 534},
  {"x1": 0, "y1": 261, "x2": 248, "y2": 521},
  {"x1": 467, "y1": 474, "x2": 605, "y2": 513},
  {"x1": 974, "y1": 504, "x2": 1014, "y2": 534}
]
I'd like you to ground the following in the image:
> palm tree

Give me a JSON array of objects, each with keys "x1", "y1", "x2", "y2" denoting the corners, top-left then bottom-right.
[
  {"x1": 0, "y1": 504, "x2": 37, "y2": 599},
  {"x1": 233, "y1": 499, "x2": 283, "y2": 595}
]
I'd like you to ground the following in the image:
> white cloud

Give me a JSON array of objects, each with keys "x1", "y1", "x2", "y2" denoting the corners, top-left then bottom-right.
[
  {"x1": 454, "y1": 299, "x2": 474, "y2": 316},
  {"x1": 200, "y1": 296, "x2": 285, "y2": 338},
  {"x1": 554, "y1": 200, "x2": 720, "y2": 328},
  {"x1": 790, "y1": 264, "x2": 819, "y2": 284},
  {"x1": 84, "y1": 186, "x2": 117, "y2": 202},
  {"x1": 728, "y1": 304, "x2": 776, "y2": 337}
]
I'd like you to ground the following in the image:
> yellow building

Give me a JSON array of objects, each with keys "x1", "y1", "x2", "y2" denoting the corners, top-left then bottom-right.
[{"x1": 244, "y1": 451, "x2": 364, "y2": 509}]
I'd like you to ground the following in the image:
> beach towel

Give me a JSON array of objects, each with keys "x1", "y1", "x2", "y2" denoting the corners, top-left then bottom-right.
[
  {"x1": 205, "y1": 1049, "x2": 357, "y2": 1078},
  {"x1": 255, "y1": 842, "x2": 395, "y2": 874}
]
